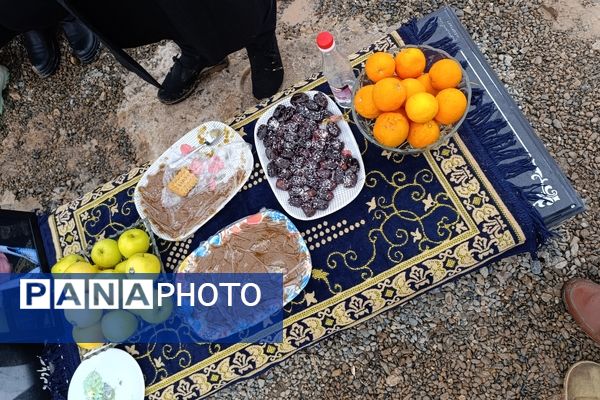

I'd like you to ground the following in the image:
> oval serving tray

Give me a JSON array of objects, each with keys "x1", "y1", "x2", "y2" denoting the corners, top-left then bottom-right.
[
  {"x1": 134, "y1": 121, "x2": 253, "y2": 241},
  {"x1": 254, "y1": 90, "x2": 365, "y2": 221}
]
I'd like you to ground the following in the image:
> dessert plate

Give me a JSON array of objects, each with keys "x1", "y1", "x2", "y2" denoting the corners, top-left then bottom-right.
[
  {"x1": 177, "y1": 209, "x2": 312, "y2": 304},
  {"x1": 134, "y1": 121, "x2": 253, "y2": 241},
  {"x1": 177, "y1": 209, "x2": 312, "y2": 341},
  {"x1": 254, "y1": 91, "x2": 365, "y2": 221},
  {"x1": 68, "y1": 348, "x2": 144, "y2": 400}
]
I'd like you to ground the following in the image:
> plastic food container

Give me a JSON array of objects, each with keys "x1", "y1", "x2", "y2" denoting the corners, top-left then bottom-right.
[
  {"x1": 134, "y1": 121, "x2": 253, "y2": 241},
  {"x1": 177, "y1": 209, "x2": 312, "y2": 304},
  {"x1": 177, "y1": 209, "x2": 312, "y2": 341}
]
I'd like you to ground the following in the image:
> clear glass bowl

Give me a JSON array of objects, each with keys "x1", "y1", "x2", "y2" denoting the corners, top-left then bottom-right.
[{"x1": 351, "y1": 44, "x2": 472, "y2": 154}]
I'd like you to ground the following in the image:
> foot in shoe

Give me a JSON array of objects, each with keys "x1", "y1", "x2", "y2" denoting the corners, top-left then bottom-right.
[
  {"x1": 564, "y1": 361, "x2": 600, "y2": 400},
  {"x1": 563, "y1": 278, "x2": 600, "y2": 345},
  {"x1": 247, "y1": 31, "x2": 284, "y2": 99},
  {"x1": 158, "y1": 55, "x2": 229, "y2": 105},
  {"x1": 23, "y1": 30, "x2": 60, "y2": 78},
  {"x1": 61, "y1": 16, "x2": 100, "y2": 64}
]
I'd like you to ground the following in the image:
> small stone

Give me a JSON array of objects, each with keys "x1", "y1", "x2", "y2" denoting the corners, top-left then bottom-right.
[
  {"x1": 332, "y1": 369, "x2": 342, "y2": 377},
  {"x1": 480, "y1": 267, "x2": 489, "y2": 278},
  {"x1": 555, "y1": 260, "x2": 568, "y2": 270},
  {"x1": 385, "y1": 374, "x2": 402, "y2": 386},
  {"x1": 541, "y1": 293, "x2": 552, "y2": 302},
  {"x1": 552, "y1": 119, "x2": 563, "y2": 129},
  {"x1": 8, "y1": 91, "x2": 21, "y2": 101},
  {"x1": 533, "y1": 56, "x2": 542, "y2": 65},
  {"x1": 69, "y1": 54, "x2": 80, "y2": 65}
]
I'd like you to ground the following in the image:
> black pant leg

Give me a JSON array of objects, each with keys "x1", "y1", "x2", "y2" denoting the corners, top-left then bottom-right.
[
  {"x1": 0, "y1": 0, "x2": 66, "y2": 32},
  {"x1": 61, "y1": 0, "x2": 176, "y2": 49}
]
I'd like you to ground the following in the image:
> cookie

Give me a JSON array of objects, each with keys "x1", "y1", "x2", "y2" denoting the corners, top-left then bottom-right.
[{"x1": 167, "y1": 168, "x2": 198, "y2": 197}]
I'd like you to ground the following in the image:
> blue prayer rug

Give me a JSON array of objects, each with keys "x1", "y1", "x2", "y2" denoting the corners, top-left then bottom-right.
[{"x1": 38, "y1": 9, "x2": 551, "y2": 399}]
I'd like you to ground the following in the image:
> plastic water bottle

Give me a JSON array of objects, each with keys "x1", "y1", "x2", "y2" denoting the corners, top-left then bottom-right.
[{"x1": 316, "y1": 31, "x2": 355, "y2": 109}]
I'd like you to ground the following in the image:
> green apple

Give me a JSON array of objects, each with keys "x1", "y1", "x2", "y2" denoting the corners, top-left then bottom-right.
[
  {"x1": 91, "y1": 239, "x2": 122, "y2": 268},
  {"x1": 137, "y1": 290, "x2": 174, "y2": 324},
  {"x1": 65, "y1": 261, "x2": 99, "y2": 274},
  {"x1": 72, "y1": 322, "x2": 105, "y2": 349},
  {"x1": 114, "y1": 260, "x2": 129, "y2": 274},
  {"x1": 51, "y1": 254, "x2": 85, "y2": 274},
  {"x1": 126, "y1": 253, "x2": 161, "y2": 276},
  {"x1": 118, "y1": 229, "x2": 150, "y2": 259},
  {"x1": 98, "y1": 269, "x2": 115, "y2": 274},
  {"x1": 64, "y1": 308, "x2": 103, "y2": 328},
  {"x1": 101, "y1": 310, "x2": 138, "y2": 343}
]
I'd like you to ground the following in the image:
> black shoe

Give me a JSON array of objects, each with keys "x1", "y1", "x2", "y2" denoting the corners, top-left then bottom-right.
[
  {"x1": 158, "y1": 54, "x2": 229, "y2": 105},
  {"x1": 61, "y1": 16, "x2": 100, "y2": 64},
  {"x1": 23, "y1": 30, "x2": 60, "y2": 79},
  {"x1": 246, "y1": 31, "x2": 284, "y2": 99}
]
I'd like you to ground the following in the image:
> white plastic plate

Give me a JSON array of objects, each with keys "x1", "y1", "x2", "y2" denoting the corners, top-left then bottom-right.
[
  {"x1": 68, "y1": 348, "x2": 144, "y2": 400},
  {"x1": 134, "y1": 121, "x2": 253, "y2": 241},
  {"x1": 254, "y1": 91, "x2": 365, "y2": 221}
]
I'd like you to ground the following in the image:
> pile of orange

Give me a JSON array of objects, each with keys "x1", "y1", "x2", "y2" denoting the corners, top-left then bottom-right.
[{"x1": 355, "y1": 48, "x2": 467, "y2": 149}]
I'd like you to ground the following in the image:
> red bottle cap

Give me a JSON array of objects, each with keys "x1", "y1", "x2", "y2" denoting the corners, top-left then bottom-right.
[{"x1": 316, "y1": 31, "x2": 334, "y2": 50}]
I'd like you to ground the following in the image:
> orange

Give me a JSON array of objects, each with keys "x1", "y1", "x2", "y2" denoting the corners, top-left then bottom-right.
[
  {"x1": 373, "y1": 112, "x2": 410, "y2": 147},
  {"x1": 408, "y1": 120, "x2": 441, "y2": 148},
  {"x1": 395, "y1": 48, "x2": 426, "y2": 79},
  {"x1": 405, "y1": 92, "x2": 439, "y2": 123},
  {"x1": 429, "y1": 58, "x2": 462, "y2": 90},
  {"x1": 365, "y1": 52, "x2": 396, "y2": 83},
  {"x1": 400, "y1": 78, "x2": 426, "y2": 99},
  {"x1": 416, "y1": 73, "x2": 438, "y2": 96},
  {"x1": 372, "y1": 77, "x2": 406, "y2": 112},
  {"x1": 435, "y1": 88, "x2": 468, "y2": 125},
  {"x1": 354, "y1": 85, "x2": 381, "y2": 119}
]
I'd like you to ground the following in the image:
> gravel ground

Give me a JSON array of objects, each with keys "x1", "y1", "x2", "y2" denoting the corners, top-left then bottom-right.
[{"x1": 1, "y1": 0, "x2": 600, "y2": 398}]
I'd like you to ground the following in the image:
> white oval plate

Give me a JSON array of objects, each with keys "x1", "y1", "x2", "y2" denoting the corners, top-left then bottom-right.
[
  {"x1": 68, "y1": 348, "x2": 144, "y2": 400},
  {"x1": 134, "y1": 121, "x2": 254, "y2": 241},
  {"x1": 254, "y1": 91, "x2": 365, "y2": 221}
]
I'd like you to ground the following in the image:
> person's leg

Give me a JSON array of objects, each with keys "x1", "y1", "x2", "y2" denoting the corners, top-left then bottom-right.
[
  {"x1": 64, "y1": 0, "x2": 175, "y2": 49},
  {"x1": 0, "y1": 0, "x2": 66, "y2": 78},
  {"x1": 22, "y1": 29, "x2": 60, "y2": 78},
  {"x1": 156, "y1": 40, "x2": 229, "y2": 105},
  {"x1": 156, "y1": 0, "x2": 282, "y2": 102},
  {"x1": 0, "y1": 0, "x2": 67, "y2": 32},
  {"x1": 0, "y1": 0, "x2": 90, "y2": 78},
  {"x1": 245, "y1": 0, "x2": 284, "y2": 99}
]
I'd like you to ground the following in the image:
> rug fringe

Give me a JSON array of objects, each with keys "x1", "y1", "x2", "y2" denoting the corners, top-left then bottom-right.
[
  {"x1": 465, "y1": 92, "x2": 554, "y2": 251},
  {"x1": 399, "y1": 17, "x2": 438, "y2": 44},
  {"x1": 399, "y1": 20, "x2": 553, "y2": 252}
]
